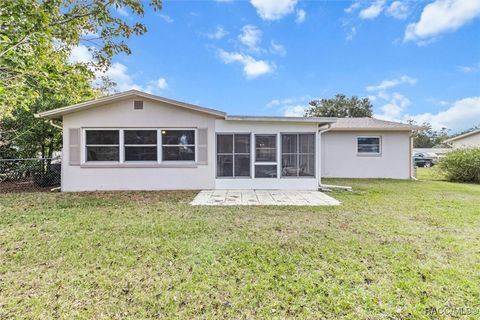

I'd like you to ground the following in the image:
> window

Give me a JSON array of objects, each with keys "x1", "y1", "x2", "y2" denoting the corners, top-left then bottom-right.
[
  {"x1": 281, "y1": 134, "x2": 315, "y2": 177},
  {"x1": 357, "y1": 137, "x2": 381, "y2": 154},
  {"x1": 255, "y1": 135, "x2": 276, "y2": 162},
  {"x1": 86, "y1": 130, "x2": 119, "y2": 161},
  {"x1": 255, "y1": 135, "x2": 277, "y2": 178},
  {"x1": 124, "y1": 130, "x2": 157, "y2": 161},
  {"x1": 217, "y1": 134, "x2": 251, "y2": 177},
  {"x1": 162, "y1": 130, "x2": 195, "y2": 161}
]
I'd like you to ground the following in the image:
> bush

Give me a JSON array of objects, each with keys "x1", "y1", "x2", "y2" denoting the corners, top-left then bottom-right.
[{"x1": 438, "y1": 148, "x2": 480, "y2": 183}]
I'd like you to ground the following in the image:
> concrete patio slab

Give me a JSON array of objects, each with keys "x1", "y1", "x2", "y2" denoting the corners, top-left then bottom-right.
[{"x1": 190, "y1": 190, "x2": 340, "y2": 206}]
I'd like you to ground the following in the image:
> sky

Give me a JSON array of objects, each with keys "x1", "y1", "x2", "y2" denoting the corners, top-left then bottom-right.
[{"x1": 71, "y1": 0, "x2": 480, "y2": 133}]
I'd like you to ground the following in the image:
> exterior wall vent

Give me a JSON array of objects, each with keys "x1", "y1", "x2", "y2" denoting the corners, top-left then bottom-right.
[{"x1": 134, "y1": 100, "x2": 143, "y2": 110}]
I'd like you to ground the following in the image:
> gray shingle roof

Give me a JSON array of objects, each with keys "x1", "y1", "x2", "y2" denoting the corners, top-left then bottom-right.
[{"x1": 330, "y1": 117, "x2": 421, "y2": 131}]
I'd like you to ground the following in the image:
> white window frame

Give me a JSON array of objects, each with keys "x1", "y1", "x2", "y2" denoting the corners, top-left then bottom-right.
[
  {"x1": 123, "y1": 129, "x2": 158, "y2": 162},
  {"x1": 216, "y1": 133, "x2": 251, "y2": 179},
  {"x1": 84, "y1": 129, "x2": 120, "y2": 164},
  {"x1": 161, "y1": 129, "x2": 197, "y2": 163},
  {"x1": 357, "y1": 136, "x2": 382, "y2": 156},
  {"x1": 254, "y1": 134, "x2": 278, "y2": 179},
  {"x1": 280, "y1": 133, "x2": 316, "y2": 178},
  {"x1": 81, "y1": 128, "x2": 197, "y2": 165}
]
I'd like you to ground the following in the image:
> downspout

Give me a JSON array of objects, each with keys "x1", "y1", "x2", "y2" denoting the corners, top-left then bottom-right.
[
  {"x1": 409, "y1": 132, "x2": 417, "y2": 180},
  {"x1": 317, "y1": 123, "x2": 332, "y2": 187},
  {"x1": 48, "y1": 120, "x2": 62, "y2": 130},
  {"x1": 317, "y1": 124, "x2": 352, "y2": 191}
]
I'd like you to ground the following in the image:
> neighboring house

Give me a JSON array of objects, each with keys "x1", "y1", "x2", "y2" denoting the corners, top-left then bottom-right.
[
  {"x1": 36, "y1": 90, "x2": 419, "y2": 192},
  {"x1": 444, "y1": 129, "x2": 480, "y2": 148}
]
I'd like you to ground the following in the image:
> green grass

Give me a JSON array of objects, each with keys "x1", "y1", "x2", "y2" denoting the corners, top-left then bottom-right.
[{"x1": 1, "y1": 176, "x2": 479, "y2": 319}]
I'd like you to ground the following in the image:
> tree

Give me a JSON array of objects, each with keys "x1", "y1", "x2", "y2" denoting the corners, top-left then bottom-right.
[
  {"x1": 305, "y1": 94, "x2": 373, "y2": 118},
  {"x1": 0, "y1": 62, "x2": 100, "y2": 159},
  {"x1": 408, "y1": 121, "x2": 450, "y2": 148},
  {"x1": 0, "y1": 0, "x2": 162, "y2": 118}
]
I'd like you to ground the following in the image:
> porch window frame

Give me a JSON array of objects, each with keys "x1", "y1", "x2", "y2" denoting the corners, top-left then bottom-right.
[
  {"x1": 216, "y1": 133, "x2": 252, "y2": 179},
  {"x1": 254, "y1": 134, "x2": 278, "y2": 179},
  {"x1": 280, "y1": 132, "x2": 316, "y2": 178}
]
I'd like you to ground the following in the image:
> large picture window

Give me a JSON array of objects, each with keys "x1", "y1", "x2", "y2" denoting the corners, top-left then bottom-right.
[
  {"x1": 124, "y1": 130, "x2": 157, "y2": 161},
  {"x1": 357, "y1": 137, "x2": 381, "y2": 154},
  {"x1": 255, "y1": 135, "x2": 277, "y2": 178},
  {"x1": 86, "y1": 130, "x2": 119, "y2": 161},
  {"x1": 281, "y1": 133, "x2": 315, "y2": 177},
  {"x1": 217, "y1": 134, "x2": 251, "y2": 177},
  {"x1": 162, "y1": 130, "x2": 195, "y2": 161}
]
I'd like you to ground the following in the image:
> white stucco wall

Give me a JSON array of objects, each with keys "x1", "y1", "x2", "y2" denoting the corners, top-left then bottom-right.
[
  {"x1": 62, "y1": 98, "x2": 217, "y2": 191},
  {"x1": 450, "y1": 132, "x2": 480, "y2": 148},
  {"x1": 214, "y1": 120, "x2": 320, "y2": 190},
  {"x1": 321, "y1": 131, "x2": 412, "y2": 179}
]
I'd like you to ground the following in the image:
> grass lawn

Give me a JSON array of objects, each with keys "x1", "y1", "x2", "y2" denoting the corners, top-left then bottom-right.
[{"x1": 1, "y1": 172, "x2": 479, "y2": 319}]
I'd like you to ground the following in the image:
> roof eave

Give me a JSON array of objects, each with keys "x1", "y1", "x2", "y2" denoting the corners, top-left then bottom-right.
[
  {"x1": 225, "y1": 115, "x2": 337, "y2": 123},
  {"x1": 35, "y1": 90, "x2": 226, "y2": 120},
  {"x1": 444, "y1": 129, "x2": 480, "y2": 143},
  {"x1": 330, "y1": 127, "x2": 419, "y2": 132}
]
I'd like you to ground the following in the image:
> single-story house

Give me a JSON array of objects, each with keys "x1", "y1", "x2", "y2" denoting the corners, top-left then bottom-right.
[
  {"x1": 444, "y1": 129, "x2": 480, "y2": 148},
  {"x1": 36, "y1": 90, "x2": 419, "y2": 192}
]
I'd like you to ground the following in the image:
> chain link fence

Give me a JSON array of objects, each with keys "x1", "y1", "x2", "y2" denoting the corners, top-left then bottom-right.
[{"x1": 0, "y1": 158, "x2": 61, "y2": 193}]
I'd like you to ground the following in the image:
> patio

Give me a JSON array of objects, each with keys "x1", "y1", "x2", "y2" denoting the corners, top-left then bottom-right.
[{"x1": 190, "y1": 189, "x2": 340, "y2": 206}]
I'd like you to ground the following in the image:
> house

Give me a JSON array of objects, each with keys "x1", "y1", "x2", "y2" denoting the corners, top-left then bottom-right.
[
  {"x1": 444, "y1": 129, "x2": 480, "y2": 148},
  {"x1": 36, "y1": 90, "x2": 419, "y2": 192}
]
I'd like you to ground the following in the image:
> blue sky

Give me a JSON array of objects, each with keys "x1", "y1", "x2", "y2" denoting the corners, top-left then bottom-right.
[{"x1": 72, "y1": 0, "x2": 480, "y2": 133}]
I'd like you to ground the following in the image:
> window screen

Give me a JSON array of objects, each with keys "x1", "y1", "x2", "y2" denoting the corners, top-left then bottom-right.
[
  {"x1": 281, "y1": 133, "x2": 315, "y2": 177},
  {"x1": 86, "y1": 130, "x2": 119, "y2": 161},
  {"x1": 217, "y1": 134, "x2": 251, "y2": 177},
  {"x1": 357, "y1": 137, "x2": 381, "y2": 154},
  {"x1": 124, "y1": 130, "x2": 157, "y2": 161},
  {"x1": 161, "y1": 130, "x2": 195, "y2": 161}
]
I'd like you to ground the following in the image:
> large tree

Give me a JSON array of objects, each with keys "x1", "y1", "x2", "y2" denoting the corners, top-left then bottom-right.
[
  {"x1": 305, "y1": 94, "x2": 373, "y2": 118},
  {"x1": 0, "y1": 0, "x2": 162, "y2": 118}
]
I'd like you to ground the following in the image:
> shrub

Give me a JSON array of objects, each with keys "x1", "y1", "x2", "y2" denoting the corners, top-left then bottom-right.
[{"x1": 438, "y1": 148, "x2": 480, "y2": 183}]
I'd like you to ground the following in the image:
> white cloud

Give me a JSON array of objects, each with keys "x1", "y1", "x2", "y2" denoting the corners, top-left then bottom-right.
[
  {"x1": 158, "y1": 14, "x2": 174, "y2": 23},
  {"x1": 218, "y1": 49, "x2": 274, "y2": 78},
  {"x1": 359, "y1": 0, "x2": 386, "y2": 19},
  {"x1": 386, "y1": 1, "x2": 409, "y2": 20},
  {"x1": 266, "y1": 95, "x2": 311, "y2": 116},
  {"x1": 377, "y1": 92, "x2": 411, "y2": 118},
  {"x1": 270, "y1": 41, "x2": 286, "y2": 56},
  {"x1": 250, "y1": 0, "x2": 298, "y2": 21},
  {"x1": 68, "y1": 45, "x2": 94, "y2": 64},
  {"x1": 345, "y1": 1, "x2": 361, "y2": 13},
  {"x1": 117, "y1": 7, "x2": 129, "y2": 17},
  {"x1": 405, "y1": 97, "x2": 480, "y2": 131},
  {"x1": 96, "y1": 63, "x2": 168, "y2": 94},
  {"x1": 98, "y1": 63, "x2": 142, "y2": 92},
  {"x1": 366, "y1": 75, "x2": 417, "y2": 91},
  {"x1": 156, "y1": 78, "x2": 168, "y2": 90},
  {"x1": 346, "y1": 27, "x2": 357, "y2": 41},
  {"x1": 375, "y1": 95, "x2": 480, "y2": 132},
  {"x1": 282, "y1": 105, "x2": 308, "y2": 117},
  {"x1": 239, "y1": 25, "x2": 262, "y2": 50},
  {"x1": 206, "y1": 26, "x2": 228, "y2": 40},
  {"x1": 458, "y1": 61, "x2": 480, "y2": 73},
  {"x1": 295, "y1": 9, "x2": 306, "y2": 24},
  {"x1": 404, "y1": 0, "x2": 480, "y2": 43}
]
